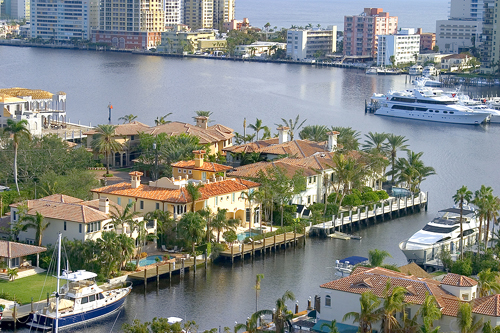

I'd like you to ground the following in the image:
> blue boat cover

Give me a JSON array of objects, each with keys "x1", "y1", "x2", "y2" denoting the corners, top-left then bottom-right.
[{"x1": 338, "y1": 256, "x2": 368, "y2": 265}]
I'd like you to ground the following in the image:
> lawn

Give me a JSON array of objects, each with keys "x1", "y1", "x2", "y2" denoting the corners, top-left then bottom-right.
[{"x1": 0, "y1": 273, "x2": 58, "y2": 305}]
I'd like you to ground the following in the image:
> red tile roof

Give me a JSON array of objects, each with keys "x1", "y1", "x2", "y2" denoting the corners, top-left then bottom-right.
[
  {"x1": 228, "y1": 160, "x2": 318, "y2": 179},
  {"x1": 171, "y1": 160, "x2": 233, "y2": 172},
  {"x1": 83, "y1": 121, "x2": 150, "y2": 136},
  {"x1": 441, "y1": 273, "x2": 478, "y2": 287},
  {"x1": 0, "y1": 241, "x2": 46, "y2": 259},
  {"x1": 223, "y1": 138, "x2": 279, "y2": 154},
  {"x1": 145, "y1": 122, "x2": 234, "y2": 144}
]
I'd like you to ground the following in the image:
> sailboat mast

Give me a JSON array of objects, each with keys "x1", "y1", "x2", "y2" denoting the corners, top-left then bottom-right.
[{"x1": 55, "y1": 232, "x2": 61, "y2": 333}]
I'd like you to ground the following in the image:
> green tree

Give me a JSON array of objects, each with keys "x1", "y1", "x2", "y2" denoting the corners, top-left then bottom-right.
[
  {"x1": 110, "y1": 202, "x2": 141, "y2": 237},
  {"x1": 247, "y1": 118, "x2": 269, "y2": 141},
  {"x1": 385, "y1": 134, "x2": 409, "y2": 184},
  {"x1": 7, "y1": 267, "x2": 19, "y2": 281},
  {"x1": 255, "y1": 274, "x2": 264, "y2": 312},
  {"x1": 154, "y1": 113, "x2": 173, "y2": 125},
  {"x1": 4, "y1": 119, "x2": 31, "y2": 194},
  {"x1": 276, "y1": 115, "x2": 306, "y2": 141},
  {"x1": 118, "y1": 114, "x2": 138, "y2": 124},
  {"x1": 418, "y1": 294, "x2": 442, "y2": 330},
  {"x1": 457, "y1": 302, "x2": 483, "y2": 333},
  {"x1": 21, "y1": 211, "x2": 50, "y2": 246},
  {"x1": 194, "y1": 110, "x2": 213, "y2": 119},
  {"x1": 211, "y1": 208, "x2": 235, "y2": 243},
  {"x1": 91, "y1": 124, "x2": 123, "y2": 175},
  {"x1": 484, "y1": 194, "x2": 500, "y2": 251},
  {"x1": 368, "y1": 249, "x2": 392, "y2": 267},
  {"x1": 482, "y1": 321, "x2": 500, "y2": 333},
  {"x1": 272, "y1": 290, "x2": 295, "y2": 333},
  {"x1": 320, "y1": 320, "x2": 340, "y2": 333},
  {"x1": 96, "y1": 231, "x2": 122, "y2": 277},
  {"x1": 299, "y1": 125, "x2": 328, "y2": 142},
  {"x1": 117, "y1": 233, "x2": 135, "y2": 271},
  {"x1": 330, "y1": 126, "x2": 360, "y2": 151},
  {"x1": 388, "y1": 151, "x2": 436, "y2": 193},
  {"x1": 343, "y1": 291, "x2": 382, "y2": 333},
  {"x1": 329, "y1": 154, "x2": 367, "y2": 207},
  {"x1": 178, "y1": 212, "x2": 206, "y2": 255},
  {"x1": 122, "y1": 319, "x2": 151, "y2": 333},
  {"x1": 380, "y1": 281, "x2": 406, "y2": 333},
  {"x1": 234, "y1": 310, "x2": 273, "y2": 333},
  {"x1": 473, "y1": 185, "x2": 492, "y2": 255},
  {"x1": 185, "y1": 182, "x2": 204, "y2": 213},
  {"x1": 144, "y1": 209, "x2": 175, "y2": 247},
  {"x1": 477, "y1": 268, "x2": 500, "y2": 297},
  {"x1": 453, "y1": 185, "x2": 473, "y2": 259},
  {"x1": 362, "y1": 132, "x2": 388, "y2": 155}
]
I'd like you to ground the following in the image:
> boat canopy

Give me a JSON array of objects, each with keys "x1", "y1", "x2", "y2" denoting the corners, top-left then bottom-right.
[
  {"x1": 338, "y1": 256, "x2": 368, "y2": 265},
  {"x1": 439, "y1": 208, "x2": 475, "y2": 215},
  {"x1": 59, "y1": 270, "x2": 98, "y2": 282}
]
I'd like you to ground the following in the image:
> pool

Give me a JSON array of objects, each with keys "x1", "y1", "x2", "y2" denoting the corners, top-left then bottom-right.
[
  {"x1": 135, "y1": 255, "x2": 166, "y2": 267},
  {"x1": 236, "y1": 231, "x2": 260, "y2": 241}
]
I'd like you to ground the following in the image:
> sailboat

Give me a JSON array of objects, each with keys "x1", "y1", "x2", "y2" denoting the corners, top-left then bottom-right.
[{"x1": 28, "y1": 233, "x2": 132, "y2": 331}]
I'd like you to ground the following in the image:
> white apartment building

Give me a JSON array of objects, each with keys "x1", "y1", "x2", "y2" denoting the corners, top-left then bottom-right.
[
  {"x1": 0, "y1": 0, "x2": 29, "y2": 20},
  {"x1": 450, "y1": 0, "x2": 484, "y2": 20},
  {"x1": 377, "y1": 28, "x2": 420, "y2": 66},
  {"x1": 31, "y1": 0, "x2": 95, "y2": 41},
  {"x1": 286, "y1": 27, "x2": 337, "y2": 61},
  {"x1": 165, "y1": 0, "x2": 183, "y2": 26}
]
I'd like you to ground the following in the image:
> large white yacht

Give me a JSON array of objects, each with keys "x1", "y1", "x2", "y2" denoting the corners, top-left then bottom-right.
[
  {"x1": 422, "y1": 65, "x2": 438, "y2": 76},
  {"x1": 409, "y1": 65, "x2": 423, "y2": 75},
  {"x1": 458, "y1": 95, "x2": 500, "y2": 123},
  {"x1": 399, "y1": 207, "x2": 480, "y2": 265},
  {"x1": 370, "y1": 86, "x2": 490, "y2": 124}
]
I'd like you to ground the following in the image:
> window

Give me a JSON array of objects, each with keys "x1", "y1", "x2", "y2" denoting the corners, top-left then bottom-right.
[
  {"x1": 79, "y1": 224, "x2": 82, "y2": 233},
  {"x1": 215, "y1": 197, "x2": 218, "y2": 205},
  {"x1": 183, "y1": 169, "x2": 187, "y2": 173},
  {"x1": 462, "y1": 294, "x2": 469, "y2": 301},
  {"x1": 13, "y1": 211, "x2": 17, "y2": 221},
  {"x1": 178, "y1": 169, "x2": 182, "y2": 173},
  {"x1": 117, "y1": 197, "x2": 121, "y2": 205},
  {"x1": 188, "y1": 170, "x2": 192, "y2": 174},
  {"x1": 325, "y1": 295, "x2": 331, "y2": 307},
  {"x1": 89, "y1": 294, "x2": 96, "y2": 302},
  {"x1": 81, "y1": 297, "x2": 89, "y2": 304},
  {"x1": 140, "y1": 201, "x2": 144, "y2": 209},
  {"x1": 64, "y1": 221, "x2": 67, "y2": 231},
  {"x1": 246, "y1": 208, "x2": 250, "y2": 222},
  {"x1": 128, "y1": 198, "x2": 133, "y2": 204},
  {"x1": 130, "y1": 135, "x2": 135, "y2": 141},
  {"x1": 232, "y1": 193, "x2": 235, "y2": 202},
  {"x1": 156, "y1": 203, "x2": 160, "y2": 210}
]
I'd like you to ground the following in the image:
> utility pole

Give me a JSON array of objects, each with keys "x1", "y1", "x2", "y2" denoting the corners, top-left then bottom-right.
[{"x1": 107, "y1": 103, "x2": 113, "y2": 124}]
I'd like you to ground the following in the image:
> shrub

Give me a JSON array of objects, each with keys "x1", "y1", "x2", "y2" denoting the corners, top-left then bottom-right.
[
  {"x1": 140, "y1": 252, "x2": 148, "y2": 259},
  {"x1": 361, "y1": 191, "x2": 380, "y2": 205},
  {"x1": 342, "y1": 193, "x2": 362, "y2": 208},
  {"x1": 327, "y1": 192, "x2": 340, "y2": 204},
  {"x1": 325, "y1": 203, "x2": 339, "y2": 216},
  {"x1": 223, "y1": 230, "x2": 237, "y2": 243},
  {"x1": 104, "y1": 173, "x2": 114, "y2": 177},
  {"x1": 124, "y1": 262, "x2": 138, "y2": 271},
  {"x1": 375, "y1": 190, "x2": 389, "y2": 200},
  {"x1": 361, "y1": 186, "x2": 373, "y2": 193}
]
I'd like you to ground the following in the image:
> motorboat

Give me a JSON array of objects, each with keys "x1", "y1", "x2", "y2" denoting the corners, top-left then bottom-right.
[
  {"x1": 378, "y1": 68, "x2": 403, "y2": 75},
  {"x1": 366, "y1": 67, "x2": 378, "y2": 75},
  {"x1": 399, "y1": 206, "x2": 480, "y2": 265},
  {"x1": 369, "y1": 85, "x2": 490, "y2": 125},
  {"x1": 412, "y1": 76, "x2": 441, "y2": 87},
  {"x1": 409, "y1": 65, "x2": 423, "y2": 75},
  {"x1": 28, "y1": 234, "x2": 132, "y2": 331},
  {"x1": 458, "y1": 95, "x2": 500, "y2": 123},
  {"x1": 422, "y1": 65, "x2": 438, "y2": 77},
  {"x1": 335, "y1": 256, "x2": 368, "y2": 276}
]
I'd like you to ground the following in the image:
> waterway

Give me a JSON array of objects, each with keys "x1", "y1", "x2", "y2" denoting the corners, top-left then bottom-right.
[{"x1": 2, "y1": 46, "x2": 500, "y2": 331}]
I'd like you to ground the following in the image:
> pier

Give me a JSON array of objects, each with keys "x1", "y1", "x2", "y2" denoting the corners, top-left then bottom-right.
[{"x1": 310, "y1": 193, "x2": 428, "y2": 237}]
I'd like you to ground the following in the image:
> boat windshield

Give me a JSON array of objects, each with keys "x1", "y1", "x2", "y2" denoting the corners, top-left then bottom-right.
[{"x1": 422, "y1": 225, "x2": 459, "y2": 233}]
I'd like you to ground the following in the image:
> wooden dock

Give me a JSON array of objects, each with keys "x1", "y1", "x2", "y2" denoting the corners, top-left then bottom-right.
[
  {"x1": 218, "y1": 232, "x2": 305, "y2": 263},
  {"x1": 310, "y1": 193, "x2": 428, "y2": 237},
  {"x1": 127, "y1": 256, "x2": 206, "y2": 285}
]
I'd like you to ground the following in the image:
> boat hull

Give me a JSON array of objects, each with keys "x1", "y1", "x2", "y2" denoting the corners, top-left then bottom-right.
[
  {"x1": 28, "y1": 287, "x2": 131, "y2": 331},
  {"x1": 374, "y1": 107, "x2": 489, "y2": 125}
]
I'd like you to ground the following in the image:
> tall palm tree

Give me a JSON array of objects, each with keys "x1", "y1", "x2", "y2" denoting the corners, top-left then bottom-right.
[
  {"x1": 457, "y1": 302, "x2": 483, "y2": 333},
  {"x1": 255, "y1": 274, "x2": 264, "y2": 312},
  {"x1": 482, "y1": 321, "x2": 500, "y2": 333},
  {"x1": 330, "y1": 126, "x2": 360, "y2": 151},
  {"x1": 477, "y1": 268, "x2": 500, "y2": 297},
  {"x1": 117, "y1": 233, "x2": 135, "y2": 271},
  {"x1": 368, "y1": 249, "x2": 392, "y2": 267},
  {"x1": 453, "y1": 185, "x2": 473, "y2": 259},
  {"x1": 343, "y1": 291, "x2": 382, "y2": 333},
  {"x1": 118, "y1": 114, "x2": 138, "y2": 124},
  {"x1": 272, "y1": 290, "x2": 295, "y2": 333},
  {"x1": 110, "y1": 202, "x2": 140, "y2": 237},
  {"x1": 144, "y1": 209, "x2": 174, "y2": 247},
  {"x1": 484, "y1": 194, "x2": 500, "y2": 251},
  {"x1": 211, "y1": 208, "x2": 229, "y2": 243},
  {"x1": 320, "y1": 320, "x2": 340, "y2": 333},
  {"x1": 241, "y1": 190, "x2": 257, "y2": 229},
  {"x1": 185, "y1": 182, "x2": 204, "y2": 212},
  {"x1": 91, "y1": 124, "x2": 123, "y2": 176},
  {"x1": 234, "y1": 310, "x2": 273, "y2": 333},
  {"x1": 4, "y1": 119, "x2": 31, "y2": 194},
  {"x1": 247, "y1": 118, "x2": 269, "y2": 141},
  {"x1": 21, "y1": 212, "x2": 50, "y2": 246},
  {"x1": 299, "y1": 125, "x2": 328, "y2": 142},
  {"x1": 178, "y1": 212, "x2": 206, "y2": 255},
  {"x1": 385, "y1": 134, "x2": 409, "y2": 184},
  {"x1": 275, "y1": 115, "x2": 307, "y2": 141},
  {"x1": 197, "y1": 207, "x2": 214, "y2": 243},
  {"x1": 329, "y1": 153, "x2": 367, "y2": 207},
  {"x1": 154, "y1": 113, "x2": 173, "y2": 125},
  {"x1": 388, "y1": 151, "x2": 436, "y2": 194},
  {"x1": 418, "y1": 294, "x2": 442, "y2": 330},
  {"x1": 380, "y1": 281, "x2": 406, "y2": 333},
  {"x1": 472, "y1": 185, "x2": 492, "y2": 255},
  {"x1": 362, "y1": 132, "x2": 388, "y2": 154},
  {"x1": 194, "y1": 110, "x2": 213, "y2": 119},
  {"x1": 97, "y1": 231, "x2": 121, "y2": 277}
]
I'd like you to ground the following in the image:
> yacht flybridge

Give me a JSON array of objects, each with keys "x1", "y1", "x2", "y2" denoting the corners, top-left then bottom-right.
[{"x1": 399, "y1": 207, "x2": 480, "y2": 265}]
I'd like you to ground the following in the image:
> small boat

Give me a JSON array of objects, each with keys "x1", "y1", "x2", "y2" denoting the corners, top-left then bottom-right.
[
  {"x1": 412, "y1": 76, "x2": 441, "y2": 87},
  {"x1": 409, "y1": 65, "x2": 423, "y2": 75},
  {"x1": 366, "y1": 67, "x2": 378, "y2": 75},
  {"x1": 335, "y1": 256, "x2": 368, "y2": 276},
  {"x1": 422, "y1": 65, "x2": 438, "y2": 77},
  {"x1": 28, "y1": 234, "x2": 132, "y2": 331}
]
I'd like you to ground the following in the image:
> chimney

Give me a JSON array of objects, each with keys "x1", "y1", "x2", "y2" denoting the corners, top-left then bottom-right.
[
  {"x1": 193, "y1": 150, "x2": 205, "y2": 167},
  {"x1": 326, "y1": 131, "x2": 339, "y2": 152},
  {"x1": 417, "y1": 28, "x2": 422, "y2": 34},
  {"x1": 129, "y1": 171, "x2": 143, "y2": 189},
  {"x1": 99, "y1": 197, "x2": 110, "y2": 214},
  {"x1": 195, "y1": 116, "x2": 208, "y2": 129},
  {"x1": 277, "y1": 126, "x2": 289, "y2": 144}
]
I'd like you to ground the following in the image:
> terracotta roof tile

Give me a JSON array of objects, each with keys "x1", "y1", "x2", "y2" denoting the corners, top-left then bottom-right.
[
  {"x1": 171, "y1": 160, "x2": 233, "y2": 172},
  {"x1": 223, "y1": 138, "x2": 279, "y2": 154},
  {"x1": 0, "y1": 241, "x2": 46, "y2": 258},
  {"x1": 441, "y1": 273, "x2": 478, "y2": 287},
  {"x1": 472, "y1": 294, "x2": 500, "y2": 317},
  {"x1": 228, "y1": 160, "x2": 318, "y2": 179},
  {"x1": 398, "y1": 263, "x2": 432, "y2": 279},
  {"x1": 145, "y1": 122, "x2": 234, "y2": 144},
  {"x1": 84, "y1": 121, "x2": 150, "y2": 136}
]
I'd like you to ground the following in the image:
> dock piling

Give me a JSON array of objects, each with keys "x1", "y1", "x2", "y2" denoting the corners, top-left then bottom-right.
[{"x1": 144, "y1": 268, "x2": 147, "y2": 288}]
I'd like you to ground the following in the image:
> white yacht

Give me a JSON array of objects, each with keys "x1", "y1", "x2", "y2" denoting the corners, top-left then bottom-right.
[
  {"x1": 399, "y1": 207, "x2": 480, "y2": 265},
  {"x1": 409, "y1": 65, "x2": 423, "y2": 75},
  {"x1": 422, "y1": 65, "x2": 438, "y2": 77},
  {"x1": 370, "y1": 86, "x2": 490, "y2": 125},
  {"x1": 412, "y1": 76, "x2": 441, "y2": 87},
  {"x1": 366, "y1": 67, "x2": 378, "y2": 75},
  {"x1": 458, "y1": 95, "x2": 500, "y2": 123}
]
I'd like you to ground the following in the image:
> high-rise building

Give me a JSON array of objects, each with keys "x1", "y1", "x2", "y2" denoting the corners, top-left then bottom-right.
[
  {"x1": 213, "y1": 0, "x2": 234, "y2": 30},
  {"x1": 183, "y1": 0, "x2": 213, "y2": 30},
  {"x1": 479, "y1": 0, "x2": 499, "y2": 73},
  {"x1": 416, "y1": 28, "x2": 436, "y2": 52},
  {"x1": 1, "y1": 0, "x2": 30, "y2": 19},
  {"x1": 376, "y1": 28, "x2": 420, "y2": 67},
  {"x1": 286, "y1": 27, "x2": 337, "y2": 61},
  {"x1": 165, "y1": 0, "x2": 183, "y2": 26},
  {"x1": 31, "y1": 0, "x2": 93, "y2": 40},
  {"x1": 343, "y1": 8, "x2": 398, "y2": 58}
]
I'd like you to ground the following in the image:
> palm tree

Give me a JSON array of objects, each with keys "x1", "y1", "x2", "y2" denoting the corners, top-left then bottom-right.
[
  {"x1": 211, "y1": 208, "x2": 229, "y2": 243},
  {"x1": 185, "y1": 182, "x2": 204, "y2": 212},
  {"x1": 91, "y1": 124, "x2": 123, "y2": 176},
  {"x1": 117, "y1": 233, "x2": 135, "y2": 271},
  {"x1": 234, "y1": 310, "x2": 273, "y2": 333},
  {"x1": 255, "y1": 274, "x2": 264, "y2": 312},
  {"x1": 453, "y1": 186, "x2": 473, "y2": 259},
  {"x1": 4, "y1": 119, "x2": 31, "y2": 194},
  {"x1": 457, "y1": 302, "x2": 483, "y2": 333},
  {"x1": 330, "y1": 126, "x2": 360, "y2": 151},
  {"x1": 380, "y1": 281, "x2": 406, "y2": 333},
  {"x1": 329, "y1": 153, "x2": 367, "y2": 207},
  {"x1": 273, "y1": 290, "x2": 295, "y2": 333},
  {"x1": 299, "y1": 125, "x2": 328, "y2": 142},
  {"x1": 362, "y1": 132, "x2": 388, "y2": 154},
  {"x1": 477, "y1": 268, "x2": 500, "y2": 297},
  {"x1": 388, "y1": 151, "x2": 436, "y2": 193},
  {"x1": 118, "y1": 114, "x2": 138, "y2": 124},
  {"x1": 368, "y1": 249, "x2": 392, "y2": 267},
  {"x1": 97, "y1": 231, "x2": 122, "y2": 277},
  {"x1": 247, "y1": 119, "x2": 269, "y2": 141},
  {"x1": 7, "y1": 267, "x2": 19, "y2": 281},
  {"x1": 21, "y1": 212, "x2": 50, "y2": 246},
  {"x1": 144, "y1": 209, "x2": 174, "y2": 247},
  {"x1": 110, "y1": 202, "x2": 140, "y2": 237},
  {"x1": 482, "y1": 321, "x2": 500, "y2": 333},
  {"x1": 194, "y1": 110, "x2": 213, "y2": 118},
  {"x1": 472, "y1": 185, "x2": 492, "y2": 255},
  {"x1": 385, "y1": 134, "x2": 409, "y2": 184},
  {"x1": 320, "y1": 320, "x2": 340, "y2": 333},
  {"x1": 343, "y1": 291, "x2": 382, "y2": 333},
  {"x1": 241, "y1": 190, "x2": 257, "y2": 229},
  {"x1": 197, "y1": 207, "x2": 213, "y2": 243},
  {"x1": 418, "y1": 294, "x2": 442, "y2": 330},
  {"x1": 154, "y1": 113, "x2": 173, "y2": 125},
  {"x1": 275, "y1": 115, "x2": 307, "y2": 141},
  {"x1": 178, "y1": 212, "x2": 206, "y2": 255},
  {"x1": 484, "y1": 194, "x2": 500, "y2": 251}
]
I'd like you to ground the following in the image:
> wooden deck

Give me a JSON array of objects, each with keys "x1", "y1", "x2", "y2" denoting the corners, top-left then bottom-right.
[
  {"x1": 219, "y1": 232, "x2": 305, "y2": 263},
  {"x1": 127, "y1": 256, "x2": 206, "y2": 284}
]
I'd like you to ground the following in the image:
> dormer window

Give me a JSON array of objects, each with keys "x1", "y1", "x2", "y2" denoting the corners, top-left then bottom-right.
[{"x1": 462, "y1": 294, "x2": 469, "y2": 300}]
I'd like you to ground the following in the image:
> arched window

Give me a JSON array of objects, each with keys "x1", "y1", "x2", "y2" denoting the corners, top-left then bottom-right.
[{"x1": 325, "y1": 295, "x2": 331, "y2": 307}]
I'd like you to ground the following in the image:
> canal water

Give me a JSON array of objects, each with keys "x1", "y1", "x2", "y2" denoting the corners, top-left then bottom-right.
[{"x1": 2, "y1": 46, "x2": 500, "y2": 331}]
